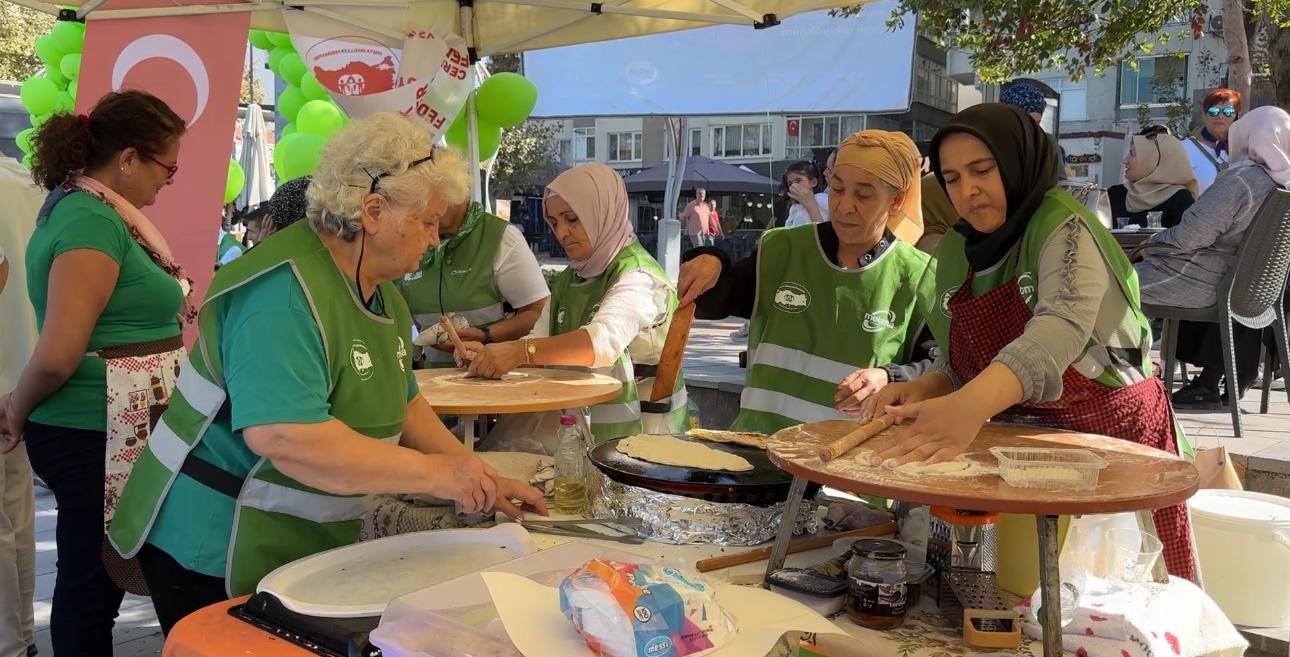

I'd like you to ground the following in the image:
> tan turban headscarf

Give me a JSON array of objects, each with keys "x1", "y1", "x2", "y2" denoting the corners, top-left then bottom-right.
[
  {"x1": 834, "y1": 130, "x2": 925, "y2": 244},
  {"x1": 1124, "y1": 134, "x2": 1200, "y2": 212}
]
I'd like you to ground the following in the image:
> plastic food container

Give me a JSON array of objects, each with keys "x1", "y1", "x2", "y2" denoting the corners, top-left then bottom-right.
[
  {"x1": 765, "y1": 568, "x2": 848, "y2": 616},
  {"x1": 989, "y1": 447, "x2": 1107, "y2": 491}
]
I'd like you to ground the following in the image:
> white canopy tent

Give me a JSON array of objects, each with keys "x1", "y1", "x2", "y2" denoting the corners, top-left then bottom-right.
[{"x1": 5, "y1": 0, "x2": 870, "y2": 277}]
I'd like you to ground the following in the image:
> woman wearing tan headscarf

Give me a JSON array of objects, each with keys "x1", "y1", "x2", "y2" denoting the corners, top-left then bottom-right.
[
  {"x1": 677, "y1": 130, "x2": 934, "y2": 434},
  {"x1": 454, "y1": 163, "x2": 688, "y2": 446},
  {"x1": 1108, "y1": 128, "x2": 1199, "y2": 228}
]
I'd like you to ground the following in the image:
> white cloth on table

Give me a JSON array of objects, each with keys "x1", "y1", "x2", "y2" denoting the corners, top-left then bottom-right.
[{"x1": 1016, "y1": 576, "x2": 1247, "y2": 657}]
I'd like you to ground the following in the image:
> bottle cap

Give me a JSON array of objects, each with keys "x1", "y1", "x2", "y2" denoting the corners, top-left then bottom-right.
[{"x1": 559, "y1": 414, "x2": 578, "y2": 426}]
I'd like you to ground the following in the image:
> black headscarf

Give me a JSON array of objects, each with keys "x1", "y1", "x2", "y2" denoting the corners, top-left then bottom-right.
[
  {"x1": 270, "y1": 176, "x2": 312, "y2": 231},
  {"x1": 929, "y1": 103, "x2": 1060, "y2": 271}
]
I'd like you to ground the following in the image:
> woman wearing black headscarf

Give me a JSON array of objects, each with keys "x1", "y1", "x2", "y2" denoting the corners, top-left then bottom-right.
[{"x1": 857, "y1": 104, "x2": 1196, "y2": 580}]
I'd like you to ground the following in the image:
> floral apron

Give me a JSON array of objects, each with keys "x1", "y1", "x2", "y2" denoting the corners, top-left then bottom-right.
[{"x1": 946, "y1": 271, "x2": 1198, "y2": 581}]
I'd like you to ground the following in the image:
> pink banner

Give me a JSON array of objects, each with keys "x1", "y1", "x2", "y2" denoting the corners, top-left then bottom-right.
[{"x1": 77, "y1": 2, "x2": 251, "y2": 343}]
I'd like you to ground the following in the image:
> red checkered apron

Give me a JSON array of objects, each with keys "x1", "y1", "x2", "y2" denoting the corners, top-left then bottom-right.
[{"x1": 947, "y1": 272, "x2": 1197, "y2": 581}]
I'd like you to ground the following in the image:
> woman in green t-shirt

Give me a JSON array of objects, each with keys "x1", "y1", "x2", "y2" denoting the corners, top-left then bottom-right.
[{"x1": 0, "y1": 91, "x2": 190, "y2": 657}]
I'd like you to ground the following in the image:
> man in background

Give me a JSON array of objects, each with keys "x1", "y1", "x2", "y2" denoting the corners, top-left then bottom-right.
[
  {"x1": 0, "y1": 155, "x2": 43, "y2": 657},
  {"x1": 681, "y1": 187, "x2": 714, "y2": 248},
  {"x1": 216, "y1": 203, "x2": 244, "y2": 267}
]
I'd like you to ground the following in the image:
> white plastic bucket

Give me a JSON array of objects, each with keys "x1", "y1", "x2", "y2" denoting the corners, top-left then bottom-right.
[{"x1": 1188, "y1": 489, "x2": 1290, "y2": 627}]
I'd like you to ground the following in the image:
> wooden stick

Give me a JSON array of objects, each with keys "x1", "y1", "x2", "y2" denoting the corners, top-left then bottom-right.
[
  {"x1": 695, "y1": 522, "x2": 898, "y2": 573},
  {"x1": 439, "y1": 316, "x2": 470, "y2": 362},
  {"x1": 819, "y1": 416, "x2": 895, "y2": 461}
]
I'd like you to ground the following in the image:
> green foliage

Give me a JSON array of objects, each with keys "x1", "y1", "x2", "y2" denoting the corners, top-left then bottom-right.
[
  {"x1": 490, "y1": 119, "x2": 562, "y2": 198},
  {"x1": 0, "y1": 6, "x2": 56, "y2": 81}
]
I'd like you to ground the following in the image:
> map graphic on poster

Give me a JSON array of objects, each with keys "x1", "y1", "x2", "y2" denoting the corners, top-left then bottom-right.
[{"x1": 285, "y1": 13, "x2": 470, "y2": 140}]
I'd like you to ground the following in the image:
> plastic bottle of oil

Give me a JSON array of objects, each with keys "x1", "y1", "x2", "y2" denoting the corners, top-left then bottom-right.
[{"x1": 553, "y1": 414, "x2": 588, "y2": 514}]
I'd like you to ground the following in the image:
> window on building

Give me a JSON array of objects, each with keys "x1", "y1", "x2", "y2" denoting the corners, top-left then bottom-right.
[
  {"x1": 607, "y1": 131, "x2": 642, "y2": 161},
  {"x1": 710, "y1": 123, "x2": 772, "y2": 158},
  {"x1": 915, "y1": 57, "x2": 958, "y2": 113},
  {"x1": 912, "y1": 121, "x2": 939, "y2": 143},
  {"x1": 1033, "y1": 76, "x2": 1088, "y2": 121},
  {"x1": 785, "y1": 115, "x2": 865, "y2": 160},
  {"x1": 556, "y1": 139, "x2": 572, "y2": 165},
  {"x1": 573, "y1": 127, "x2": 596, "y2": 161},
  {"x1": 690, "y1": 128, "x2": 703, "y2": 156},
  {"x1": 1120, "y1": 55, "x2": 1188, "y2": 106}
]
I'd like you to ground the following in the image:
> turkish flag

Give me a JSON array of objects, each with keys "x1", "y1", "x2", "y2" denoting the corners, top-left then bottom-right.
[
  {"x1": 77, "y1": 3, "x2": 251, "y2": 343},
  {"x1": 787, "y1": 119, "x2": 800, "y2": 138}
]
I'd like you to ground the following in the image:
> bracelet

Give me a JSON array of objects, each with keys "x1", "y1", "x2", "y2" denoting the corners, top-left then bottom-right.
[
  {"x1": 522, "y1": 338, "x2": 536, "y2": 365},
  {"x1": 481, "y1": 326, "x2": 493, "y2": 344}
]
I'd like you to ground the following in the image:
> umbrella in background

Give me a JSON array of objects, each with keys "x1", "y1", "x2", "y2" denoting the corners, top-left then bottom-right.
[{"x1": 238, "y1": 104, "x2": 275, "y2": 211}]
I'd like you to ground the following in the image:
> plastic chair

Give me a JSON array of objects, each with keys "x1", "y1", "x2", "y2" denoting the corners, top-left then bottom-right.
[{"x1": 1142, "y1": 188, "x2": 1290, "y2": 438}]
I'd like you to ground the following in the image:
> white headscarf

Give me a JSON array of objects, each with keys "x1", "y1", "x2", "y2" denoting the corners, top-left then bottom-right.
[
  {"x1": 544, "y1": 163, "x2": 636, "y2": 279},
  {"x1": 1228, "y1": 105, "x2": 1290, "y2": 188}
]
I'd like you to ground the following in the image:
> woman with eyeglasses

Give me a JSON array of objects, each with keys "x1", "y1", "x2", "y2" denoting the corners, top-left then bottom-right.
[
  {"x1": 105, "y1": 113, "x2": 546, "y2": 633},
  {"x1": 1107, "y1": 127, "x2": 1199, "y2": 229},
  {"x1": 1135, "y1": 106, "x2": 1290, "y2": 407},
  {"x1": 0, "y1": 91, "x2": 191, "y2": 656},
  {"x1": 1182, "y1": 88, "x2": 1240, "y2": 193}
]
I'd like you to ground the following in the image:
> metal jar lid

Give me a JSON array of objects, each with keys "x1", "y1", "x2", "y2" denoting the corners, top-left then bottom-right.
[{"x1": 850, "y1": 538, "x2": 907, "y2": 561}]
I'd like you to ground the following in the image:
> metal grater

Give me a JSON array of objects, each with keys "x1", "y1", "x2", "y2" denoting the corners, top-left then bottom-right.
[{"x1": 936, "y1": 568, "x2": 1008, "y2": 630}]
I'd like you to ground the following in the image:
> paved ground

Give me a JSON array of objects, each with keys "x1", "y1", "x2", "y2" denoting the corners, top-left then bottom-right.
[{"x1": 28, "y1": 317, "x2": 1288, "y2": 656}]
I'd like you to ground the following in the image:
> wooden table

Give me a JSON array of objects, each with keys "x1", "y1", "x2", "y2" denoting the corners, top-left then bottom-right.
[
  {"x1": 764, "y1": 420, "x2": 1200, "y2": 657},
  {"x1": 416, "y1": 368, "x2": 622, "y2": 450},
  {"x1": 1112, "y1": 229, "x2": 1159, "y2": 252}
]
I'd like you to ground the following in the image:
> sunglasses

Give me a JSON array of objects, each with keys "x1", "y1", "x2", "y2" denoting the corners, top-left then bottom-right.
[
  {"x1": 146, "y1": 154, "x2": 179, "y2": 179},
  {"x1": 359, "y1": 152, "x2": 436, "y2": 195},
  {"x1": 1207, "y1": 106, "x2": 1238, "y2": 118}
]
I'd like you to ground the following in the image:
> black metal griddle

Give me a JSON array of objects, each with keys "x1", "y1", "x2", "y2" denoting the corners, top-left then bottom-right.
[
  {"x1": 590, "y1": 434, "x2": 808, "y2": 506},
  {"x1": 230, "y1": 592, "x2": 381, "y2": 657}
]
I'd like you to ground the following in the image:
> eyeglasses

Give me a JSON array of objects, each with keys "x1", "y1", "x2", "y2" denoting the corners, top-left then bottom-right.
[
  {"x1": 359, "y1": 152, "x2": 436, "y2": 195},
  {"x1": 1207, "y1": 106, "x2": 1238, "y2": 118},
  {"x1": 146, "y1": 155, "x2": 179, "y2": 179}
]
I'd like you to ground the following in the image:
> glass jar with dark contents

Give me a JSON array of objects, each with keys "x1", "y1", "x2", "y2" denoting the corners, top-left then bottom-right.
[{"x1": 846, "y1": 538, "x2": 908, "y2": 629}]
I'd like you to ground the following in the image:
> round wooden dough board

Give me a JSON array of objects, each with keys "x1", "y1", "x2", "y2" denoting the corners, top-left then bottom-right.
[
  {"x1": 415, "y1": 368, "x2": 622, "y2": 415},
  {"x1": 768, "y1": 420, "x2": 1199, "y2": 514}
]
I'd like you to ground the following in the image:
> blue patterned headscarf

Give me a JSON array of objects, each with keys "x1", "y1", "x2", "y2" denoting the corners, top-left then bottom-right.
[{"x1": 1001, "y1": 82, "x2": 1047, "y2": 116}]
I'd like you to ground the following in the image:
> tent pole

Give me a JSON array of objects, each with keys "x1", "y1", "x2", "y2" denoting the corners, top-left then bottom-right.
[
  {"x1": 659, "y1": 117, "x2": 688, "y2": 282},
  {"x1": 462, "y1": 2, "x2": 483, "y2": 205}
]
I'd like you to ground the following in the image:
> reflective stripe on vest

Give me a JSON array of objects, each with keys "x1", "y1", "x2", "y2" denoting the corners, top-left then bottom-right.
[
  {"x1": 175, "y1": 356, "x2": 226, "y2": 416},
  {"x1": 239, "y1": 433, "x2": 400, "y2": 523},
  {"x1": 749, "y1": 343, "x2": 857, "y2": 386},
  {"x1": 739, "y1": 387, "x2": 849, "y2": 424}
]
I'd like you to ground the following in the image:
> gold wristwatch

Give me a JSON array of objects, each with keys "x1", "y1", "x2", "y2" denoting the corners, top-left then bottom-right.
[{"x1": 522, "y1": 338, "x2": 537, "y2": 365}]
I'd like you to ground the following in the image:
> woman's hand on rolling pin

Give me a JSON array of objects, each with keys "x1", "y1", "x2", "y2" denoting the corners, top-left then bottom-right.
[
  {"x1": 432, "y1": 327, "x2": 486, "y2": 352},
  {"x1": 677, "y1": 255, "x2": 722, "y2": 307},
  {"x1": 856, "y1": 381, "x2": 924, "y2": 423},
  {"x1": 494, "y1": 477, "x2": 550, "y2": 520},
  {"x1": 869, "y1": 392, "x2": 987, "y2": 466},
  {"x1": 453, "y1": 340, "x2": 483, "y2": 366},
  {"x1": 465, "y1": 342, "x2": 527, "y2": 379},
  {"x1": 834, "y1": 368, "x2": 889, "y2": 416}
]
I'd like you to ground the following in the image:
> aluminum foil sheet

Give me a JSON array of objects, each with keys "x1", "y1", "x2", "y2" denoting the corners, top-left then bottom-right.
[{"x1": 589, "y1": 474, "x2": 820, "y2": 546}]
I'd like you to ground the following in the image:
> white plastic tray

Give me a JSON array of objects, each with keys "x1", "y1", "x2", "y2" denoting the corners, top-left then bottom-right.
[
  {"x1": 989, "y1": 446, "x2": 1108, "y2": 491},
  {"x1": 256, "y1": 523, "x2": 537, "y2": 618}
]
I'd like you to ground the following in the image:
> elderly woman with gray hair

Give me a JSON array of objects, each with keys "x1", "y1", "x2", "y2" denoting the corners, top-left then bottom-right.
[{"x1": 108, "y1": 112, "x2": 546, "y2": 633}]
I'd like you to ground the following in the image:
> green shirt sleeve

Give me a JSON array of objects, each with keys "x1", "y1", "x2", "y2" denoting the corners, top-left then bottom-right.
[
  {"x1": 221, "y1": 267, "x2": 334, "y2": 430},
  {"x1": 406, "y1": 367, "x2": 418, "y2": 404},
  {"x1": 46, "y1": 194, "x2": 131, "y2": 264}
]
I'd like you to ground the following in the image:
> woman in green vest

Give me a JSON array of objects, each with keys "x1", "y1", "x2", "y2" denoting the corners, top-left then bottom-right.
[
  {"x1": 856, "y1": 103, "x2": 1196, "y2": 580},
  {"x1": 399, "y1": 199, "x2": 549, "y2": 367},
  {"x1": 106, "y1": 113, "x2": 547, "y2": 634},
  {"x1": 676, "y1": 130, "x2": 934, "y2": 435},
  {"x1": 453, "y1": 163, "x2": 688, "y2": 445}
]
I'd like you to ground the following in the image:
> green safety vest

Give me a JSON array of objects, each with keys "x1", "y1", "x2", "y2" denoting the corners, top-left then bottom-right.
[
  {"x1": 109, "y1": 220, "x2": 413, "y2": 596},
  {"x1": 550, "y1": 241, "x2": 688, "y2": 443},
  {"x1": 731, "y1": 226, "x2": 934, "y2": 434},
  {"x1": 922, "y1": 189, "x2": 1191, "y2": 455},
  {"x1": 217, "y1": 232, "x2": 241, "y2": 264},
  {"x1": 395, "y1": 207, "x2": 507, "y2": 367}
]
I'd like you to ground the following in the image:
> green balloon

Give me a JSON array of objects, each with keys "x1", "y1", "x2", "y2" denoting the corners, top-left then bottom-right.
[
  {"x1": 248, "y1": 30, "x2": 274, "y2": 51},
  {"x1": 34, "y1": 35, "x2": 64, "y2": 67},
  {"x1": 59, "y1": 53, "x2": 82, "y2": 81},
  {"x1": 276, "y1": 86, "x2": 306, "y2": 122},
  {"x1": 475, "y1": 72, "x2": 538, "y2": 129},
  {"x1": 46, "y1": 67, "x2": 68, "y2": 89},
  {"x1": 280, "y1": 123, "x2": 297, "y2": 138},
  {"x1": 267, "y1": 31, "x2": 293, "y2": 49},
  {"x1": 22, "y1": 153, "x2": 33, "y2": 170},
  {"x1": 300, "y1": 73, "x2": 330, "y2": 102},
  {"x1": 274, "y1": 132, "x2": 326, "y2": 181},
  {"x1": 54, "y1": 91, "x2": 75, "y2": 114},
  {"x1": 443, "y1": 112, "x2": 502, "y2": 161},
  {"x1": 279, "y1": 53, "x2": 306, "y2": 86},
  {"x1": 20, "y1": 76, "x2": 58, "y2": 116},
  {"x1": 68, "y1": 78, "x2": 77, "y2": 98},
  {"x1": 225, "y1": 159, "x2": 246, "y2": 205},
  {"x1": 296, "y1": 100, "x2": 344, "y2": 137},
  {"x1": 477, "y1": 121, "x2": 503, "y2": 160},
  {"x1": 16, "y1": 128, "x2": 34, "y2": 154},
  {"x1": 50, "y1": 21, "x2": 84, "y2": 53},
  {"x1": 30, "y1": 113, "x2": 51, "y2": 130},
  {"x1": 267, "y1": 47, "x2": 291, "y2": 76},
  {"x1": 444, "y1": 110, "x2": 469, "y2": 152}
]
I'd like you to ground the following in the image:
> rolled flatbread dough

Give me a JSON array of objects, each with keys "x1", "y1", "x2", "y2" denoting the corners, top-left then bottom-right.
[
  {"x1": 687, "y1": 428, "x2": 769, "y2": 450},
  {"x1": 617, "y1": 434, "x2": 755, "y2": 472}
]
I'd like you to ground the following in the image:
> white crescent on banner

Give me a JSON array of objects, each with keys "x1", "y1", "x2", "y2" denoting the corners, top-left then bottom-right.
[{"x1": 111, "y1": 34, "x2": 210, "y2": 124}]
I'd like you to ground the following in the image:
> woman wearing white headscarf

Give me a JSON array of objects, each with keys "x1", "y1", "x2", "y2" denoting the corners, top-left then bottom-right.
[
  {"x1": 1108, "y1": 128, "x2": 1199, "y2": 228},
  {"x1": 1135, "y1": 105, "x2": 1290, "y2": 406},
  {"x1": 455, "y1": 164, "x2": 687, "y2": 445}
]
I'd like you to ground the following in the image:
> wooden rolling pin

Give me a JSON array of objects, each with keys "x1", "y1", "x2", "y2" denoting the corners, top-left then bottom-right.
[
  {"x1": 439, "y1": 316, "x2": 470, "y2": 361},
  {"x1": 819, "y1": 415, "x2": 895, "y2": 461},
  {"x1": 694, "y1": 521, "x2": 898, "y2": 573}
]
